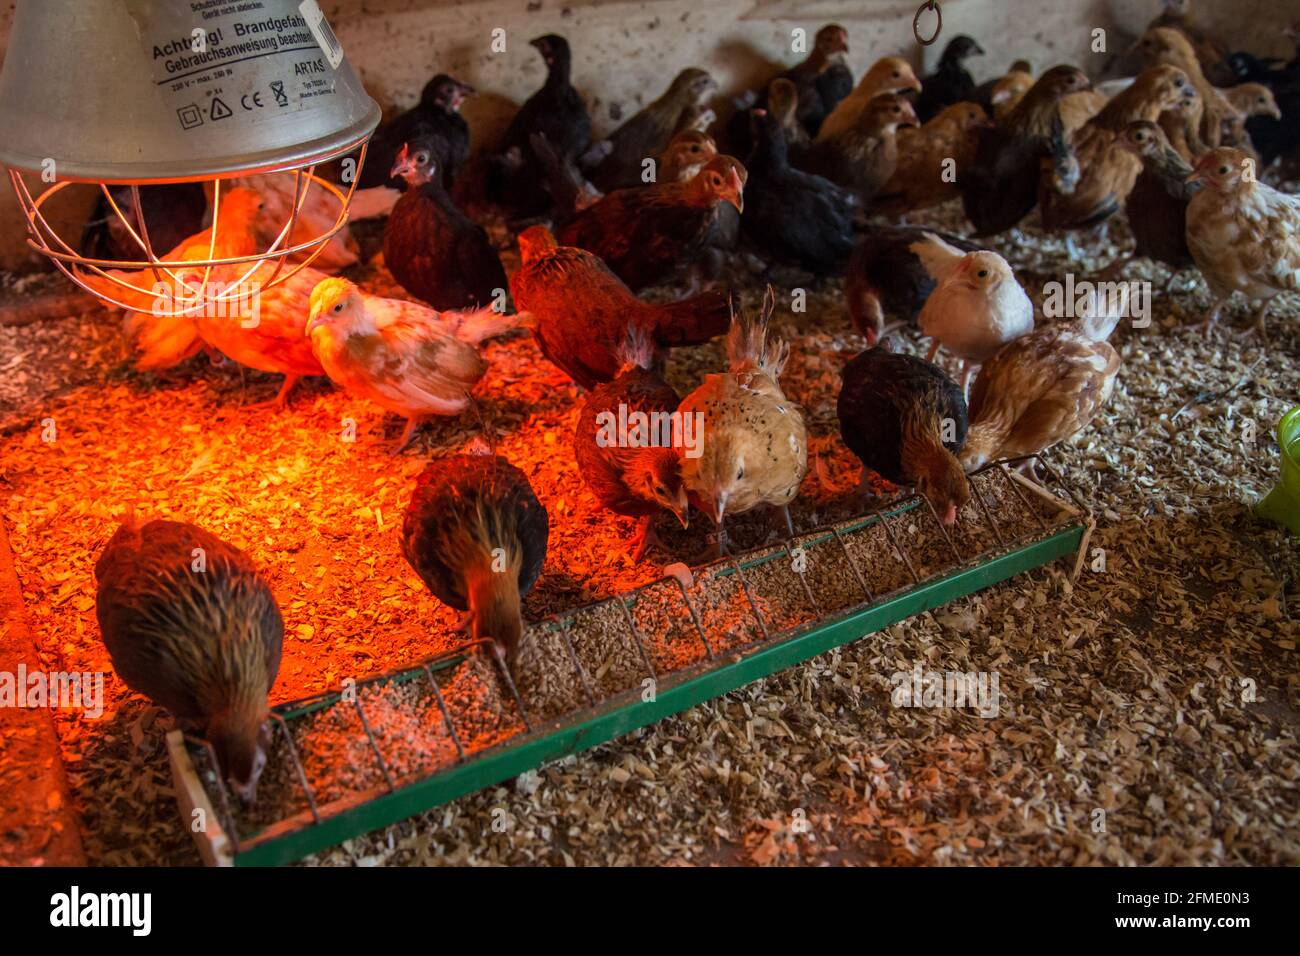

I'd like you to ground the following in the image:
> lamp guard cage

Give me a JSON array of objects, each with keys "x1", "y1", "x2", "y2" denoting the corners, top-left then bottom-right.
[
  {"x1": 6, "y1": 139, "x2": 368, "y2": 318},
  {"x1": 167, "y1": 456, "x2": 1096, "y2": 867}
]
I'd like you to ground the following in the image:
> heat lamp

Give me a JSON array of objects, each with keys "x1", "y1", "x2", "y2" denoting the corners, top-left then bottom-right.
[{"x1": 0, "y1": 0, "x2": 381, "y2": 315}]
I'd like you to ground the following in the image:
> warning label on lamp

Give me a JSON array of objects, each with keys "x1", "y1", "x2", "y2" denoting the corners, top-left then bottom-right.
[{"x1": 124, "y1": 0, "x2": 348, "y2": 135}]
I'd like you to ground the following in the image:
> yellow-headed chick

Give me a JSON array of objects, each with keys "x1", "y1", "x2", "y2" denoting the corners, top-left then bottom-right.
[
  {"x1": 678, "y1": 288, "x2": 808, "y2": 554},
  {"x1": 815, "y1": 56, "x2": 923, "y2": 143},
  {"x1": 306, "y1": 277, "x2": 522, "y2": 450},
  {"x1": 402, "y1": 451, "x2": 548, "y2": 669},
  {"x1": 1185, "y1": 147, "x2": 1300, "y2": 338}
]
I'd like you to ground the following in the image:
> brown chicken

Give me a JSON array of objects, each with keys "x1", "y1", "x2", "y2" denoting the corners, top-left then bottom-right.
[
  {"x1": 1040, "y1": 66, "x2": 1194, "y2": 238},
  {"x1": 1109, "y1": 120, "x2": 1201, "y2": 284},
  {"x1": 591, "y1": 68, "x2": 718, "y2": 192},
  {"x1": 556, "y1": 155, "x2": 744, "y2": 290},
  {"x1": 815, "y1": 56, "x2": 923, "y2": 143},
  {"x1": 872, "y1": 102, "x2": 990, "y2": 217},
  {"x1": 1139, "y1": 26, "x2": 1238, "y2": 150},
  {"x1": 782, "y1": 23, "x2": 852, "y2": 136},
  {"x1": 573, "y1": 329, "x2": 691, "y2": 560},
  {"x1": 989, "y1": 63, "x2": 1035, "y2": 121},
  {"x1": 1221, "y1": 83, "x2": 1282, "y2": 161},
  {"x1": 767, "y1": 78, "x2": 812, "y2": 160},
  {"x1": 1058, "y1": 90, "x2": 1109, "y2": 135},
  {"x1": 1149, "y1": 0, "x2": 1233, "y2": 86},
  {"x1": 678, "y1": 289, "x2": 808, "y2": 553},
  {"x1": 658, "y1": 130, "x2": 718, "y2": 183},
  {"x1": 802, "y1": 93, "x2": 918, "y2": 202},
  {"x1": 95, "y1": 515, "x2": 282, "y2": 803},
  {"x1": 402, "y1": 452, "x2": 549, "y2": 669},
  {"x1": 510, "y1": 226, "x2": 730, "y2": 388},
  {"x1": 960, "y1": 290, "x2": 1126, "y2": 474}
]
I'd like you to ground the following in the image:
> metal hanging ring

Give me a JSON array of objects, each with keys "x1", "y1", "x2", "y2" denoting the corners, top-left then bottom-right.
[{"x1": 914, "y1": 1, "x2": 942, "y2": 46}]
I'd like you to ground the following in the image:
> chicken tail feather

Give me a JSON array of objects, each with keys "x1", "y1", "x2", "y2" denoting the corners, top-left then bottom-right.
[
  {"x1": 441, "y1": 305, "x2": 524, "y2": 347},
  {"x1": 1078, "y1": 282, "x2": 1129, "y2": 342},
  {"x1": 726, "y1": 285, "x2": 788, "y2": 379}
]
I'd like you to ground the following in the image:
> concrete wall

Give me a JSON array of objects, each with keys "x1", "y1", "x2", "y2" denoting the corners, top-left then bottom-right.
[{"x1": 0, "y1": 0, "x2": 1293, "y2": 272}]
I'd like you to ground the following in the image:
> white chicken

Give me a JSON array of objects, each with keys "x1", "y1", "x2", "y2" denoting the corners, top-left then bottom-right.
[
  {"x1": 1185, "y1": 147, "x2": 1300, "y2": 339},
  {"x1": 910, "y1": 233, "x2": 1035, "y2": 395}
]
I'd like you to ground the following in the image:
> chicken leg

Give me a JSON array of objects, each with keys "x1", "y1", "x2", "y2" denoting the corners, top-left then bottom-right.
[
  {"x1": 393, "y1": 415, "x2": 425, "y2": 455},
  {"x1": 630, "y1": 515, "x2": 662, "y2": 562}
]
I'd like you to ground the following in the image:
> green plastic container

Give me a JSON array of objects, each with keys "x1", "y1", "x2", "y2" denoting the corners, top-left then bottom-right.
[{"x1": 1256, "y1": 406, "x2": 1300, "y2": 535}]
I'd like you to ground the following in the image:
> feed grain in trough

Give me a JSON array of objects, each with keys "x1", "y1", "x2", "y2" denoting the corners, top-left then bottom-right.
[{"x1": 170, "y1": 459, "x2": 1091, "y2": 865}]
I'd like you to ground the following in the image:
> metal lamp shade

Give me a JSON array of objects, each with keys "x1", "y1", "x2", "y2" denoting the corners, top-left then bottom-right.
[{"x1": 0, "y1": 0, "x2": 380, "y2": 182}]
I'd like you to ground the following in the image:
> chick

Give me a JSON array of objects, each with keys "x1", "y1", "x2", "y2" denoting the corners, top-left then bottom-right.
[
  {"x1": 872, "y1": 101, "x2": 991, "y2": 217},
  {"x1": 306, "y1": 277, "x2": 522, "y2": 450},
  {"x1": 360, "y1": 73, "x2": 475, "y2": 189},
  {"x1": 1220, "y1": 83, "x2": 1282, "y2": 161},
  {"x1": 402, "y1": 452, "x2": 548, "y2": 669},
  {"x1": 574, "y1": 329, "x2": 690, "y2": 561},
  {"x1": 1149, "y1": 0, "x2": 1233, "y2": 86},
  {"x1": 961, "y1": 288, "x2": 1126, "y2": 474},
  {"x1": 742, "y1": 109, "x2": 859, "y2": 274},
  {"x1": 987, "y1": 62, "x2": 1035, "y2": 122},
  {"x1": 910, "y1": 233, "x2": 1034, "y2": 394},
  {"x1": 787, "y1": 23, "x2": 853, "y2": 137},
  {"x1": 1111, "y1": 120, "x2": 1201, "y2": 284},
  {"x1": 95, "y1": 515, "x2": 282, "y2": 803},
  {"x1": 509, "y1": 226, "x2": 730, "y2": 389},
  {"x1": 591, "y1": 68, "x2": 717, "y2": 192},
  {"x1": 1138, "y1": 26, "x2": 1237, "y2": 150},
  {"x1": 915, "y1": 35, "x2": 985, "y2": 122},
  {"x1": 1185, "y1": 146, "x2": 1300, "y2": 338},
  {"x1": 816, "y1": 56, "x2": 923, "y2": 144},
  {"x1": 384, "y1": 139, "x2": 508, "y2": 310},
  {"x1": 767, "y1": 77, "x2": 812, "y2": 161},
  {"x1": 678, "y1": 289, "x2": 808, "y2": 553},
  {"x1": 658, "y1": 130, "x2": 718, "y2": 183},
  {"x1": 836, "y1": 342, "x2": 970, "y2": 525},
  {"x1": 556, "y1": 155, "x2": 745, "y2": 291},
  {"x1": 233, "y1": 172, "x2": 359, "y2": 271},
  {"x1": 802, "y1": 93, "x2": 919, "y2": 202}
]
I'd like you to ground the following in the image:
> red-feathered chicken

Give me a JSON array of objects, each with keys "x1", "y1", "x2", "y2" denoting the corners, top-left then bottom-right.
[
  {"x1": 556, "y1": 155, "x2": 745, "y2": 290},
  {"x1": 402, "y1": 452, "x2": 549, "y2": 669},
  {"x1": 574, "y1": 329, "x2": 690, "y2": 561},
  {"x1": 384, "y1": 138, "x2": 508, "y2": 310},
  {"x1": 95, "y1": 515, "x2": 282, "y2": 803},
  {"x1": 510, "y1": 226, "x2": 731, "y2": 389}
]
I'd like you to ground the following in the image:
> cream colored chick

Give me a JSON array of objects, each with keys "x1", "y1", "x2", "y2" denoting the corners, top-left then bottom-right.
[
  {"x1": 306, "y1": 277, "x2": 522, "y2": 451},
  {"x1": 678, "y1": 289, "x2": 808, "y2": 555},
  {"x1": 910, "y1": 233, "x2": 1035, "y2": 394},
  {"x1": 1185, "y1": 147, "x2": 1300, "y2": 339},
  {"x1": 815, "y1": 56, "x2": 923, "y2": 143}
]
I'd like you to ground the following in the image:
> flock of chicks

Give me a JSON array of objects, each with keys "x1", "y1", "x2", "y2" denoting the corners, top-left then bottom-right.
[{"x1": 82, "y1": 1, "x2": 1299, "y2": 804}]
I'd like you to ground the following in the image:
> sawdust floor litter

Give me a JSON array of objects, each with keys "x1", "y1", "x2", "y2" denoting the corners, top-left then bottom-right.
[{"x1": 0, "y1": 198, "x2": 1296, "y2": 866}]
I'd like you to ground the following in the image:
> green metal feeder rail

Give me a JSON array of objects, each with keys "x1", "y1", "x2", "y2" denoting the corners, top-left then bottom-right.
[{"x1": 167, "y1": 457, "x2": 1094, "y2": 866}]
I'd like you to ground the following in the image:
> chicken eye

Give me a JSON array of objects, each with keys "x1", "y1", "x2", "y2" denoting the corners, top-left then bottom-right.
[
  {"x1": 977, "y1": 269, "x2": 989, "y2": 278},
  {"x1": 417, "y1": 153, "x2": 430, "y2": 164},
  {"x1": 1219, "y1": 165, "x2": 1230, "y2": 175},
  {"x1": 332, "y1": 302, "x2": 344, "y2": 313},
  {"x1": 737, "y1": 467, "x2": 745, "y2": 480},
  {"x1": 892, "y1": 71, "x2": 900, "y2": 78}
]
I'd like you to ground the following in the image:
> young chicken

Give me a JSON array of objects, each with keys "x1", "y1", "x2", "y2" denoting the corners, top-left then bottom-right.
[
  {"x1": 910, "y1": 233, "x2": 1034, "y2": 394},
  {"x1": 816, "y1": 56, "x2": 923, "y2": 144},
  {"x1": 786, "y1": 23, "x2": 853, "y2": 137},
  {"x1": 306, "y1": 277, "x2": 522, "y2": 450},
  {"x1": 1185, "y1": 146, "x2": 1300, "y2": 338},
  {"x1": 872, "y1": 101, "x2": 991, "y2": 217},
  {"x1": 678, "y1": 289, "x2": 808, "y2": 553},
  {"x1": 836, "y1": 342, "x2": 970, "y2": 525},
  {"x1": 591, "y1": 68, "x2": 717, "y2": 191},
  {"x1": 960, "y1": 65, "x2": 1092, "y2": 236},
  {"x1": 384, "y1": 139, "x2": 508, "y2": 311},
  {"x1": 1110, "y1": 120, "x2": 1201, "y2": 283},
  {"x1": 510, "y1": 226, "x2": 730, "y2": 389},
  {"x1": 1220, "y1": 83, "x2": 1282, "y2": 161},
  {"x1": 1138, "y1": 27, "x2": 1237, "y2": 150},
  {"x1": 1040, "y1": 66, "x2": 1195, "y2": 241},
  {"x1": 360, "y1": 73, "x2": 475, "y2": 189},
  {"x1": 914, "y1": 35, "x2": 985, "y2": 122},
  {"x1": 741, "y1": 110, "x2": 859, "y2": 274},
  {"x1": 845, "y1": 227, "x2": 984, "y2": 344},
  {"x1": 95, "y1": 515, "x2": 282, "y2": 803},
  {"x1": 402, "y1": 453, "x2": 548, "y2": 669},
  {"x1": 233, "y1": 172, "x2": 359, "y2": 272},
  {"x1": 556, "y1": 155, "x2": 745, "y2": 291},
  {"x1": 658, "y1": 130, "x2": 718, "y2": 183},
  {"x1": 1149, "y1": 0, "x2": 1233, "y2": 86},
  {"x1": 802, "y1": 93, "x2": 918, "y2": 202},
  {"x1": 987, "y1": 62, "x2": 1035, "y2": 122},
  {"x1": 767, "y1": 78, "x2": 812, "y2": 161},
  {"x1": 574, "y1": 330, "x2": 690, "y2": 561},
  {"x1": 491, "y1": 35, "x2": 592, "y2": 217},
  {"x1": 1224, "y1": 52, "x2": 1300, "y2": 168},
  {"x1": 960, "y1": 289, "x2": 1126, "y2": 473}
]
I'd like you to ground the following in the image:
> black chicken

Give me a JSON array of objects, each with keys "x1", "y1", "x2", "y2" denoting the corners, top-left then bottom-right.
[
  {"x1": 844, "y1": 226, "x2": 984, "y2": 343},
  {"x1": 1224, "y1": 52, "x2": 1300, "y2": 167},
  {"x1": 1110, "y1": 120, "x2": 1201, "y2": 280},
  {"x1": 94, "y1": 516, "x2": 283, "y2": 803},
  {"x1": 402, "y1": 453, "x2": 549, "y2": 668},
  {"x1": 837, "y1": 343, "x2": 970, "y2": 525},
  {"x1": 359, "y1": 74, "x2": 475, "y2": 190},
  {"x1": 741, "y1": 110, "x2": 858, "y2": 273},
  {"x1": 81, "y1": 183, "x2": 208, "y2": 263},
  {"x1": 914, "y1": 35, "x2": 985, "y2": 122},
  {"x1": 491, "y1": 34, "x2": 593, "y2": 217},
  {"x1": 574, "y1": 330, "x2": 690, "y2": 560},
  {"x1": 384, "y1": 138, "x2": 507, "y2": 310}
]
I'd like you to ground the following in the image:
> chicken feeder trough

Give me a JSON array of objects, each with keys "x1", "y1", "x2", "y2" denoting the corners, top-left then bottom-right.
[{"x1": 168, "y1": 457, "x2": 1094, "y2": 866}]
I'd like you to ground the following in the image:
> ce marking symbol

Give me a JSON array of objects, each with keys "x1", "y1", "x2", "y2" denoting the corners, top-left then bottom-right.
[{"x1": 241, "y1": 91, "x2": 265, "y2": 110}]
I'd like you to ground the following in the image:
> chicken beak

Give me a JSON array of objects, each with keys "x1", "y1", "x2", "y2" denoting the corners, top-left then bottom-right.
[
  {"x1": 390, "y1": 146, "x2": 417, "y2": 181},
  {"x1": 230, "y1": 776, "x2": 258, "y2": 805},
  {"x1": 1185, "y1": 167, "x2": 1206, "y2": 185},
  {"x1": 726, "y1": 170, "x2": 744, "y2": 213},
  {"x1": 711, "y1": 491, "x2": 729, "y2": 526},
  {"x1": 907, "y1": 75, "x2": 923, "y2": 93},
  {"x1": 671, "y1": 492, "x2": 690, "y2": 530},
  {"x1": 942, "y1": 502, "x2": 959, "y2": 526}
]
